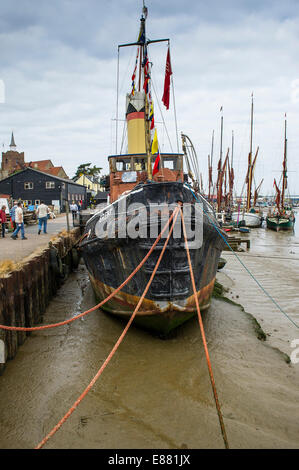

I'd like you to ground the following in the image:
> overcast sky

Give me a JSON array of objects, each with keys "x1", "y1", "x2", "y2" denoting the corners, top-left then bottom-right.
[{"x1": 1, "y1": 0, "x2": 299, "y2": 195}]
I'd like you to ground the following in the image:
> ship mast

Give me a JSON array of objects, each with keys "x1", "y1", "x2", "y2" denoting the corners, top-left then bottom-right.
[
  {"x1": 118, "y1": 4, "x2": 169, "y2": 180},
  {"x1": 145, "y1": 93, "x2": 152, "y2": 179},
  {"x1": 246, "y1": 93, "x2": 254, "y2": 211},
  {"x1": 217, "y1": 108, "x2": 223, "y2": 212},
  {"x1": 140, "y1": 13, "x2": 152, "y2": 179},
  {"x1": 281, "y1": 113, "x2": 287, "y2": 210},
  {"x1": 229, "y1": 130, "x2": 234, "y2": 209},
  {"x1": 220, "y1": 108, "x2": 223, "y2": 171},
  {"x1": 208, "y1": 130, "x2": 214, "y2": 201},
  {"x1": 231, "y1": 130, "x2": 234, "y2": 169}
]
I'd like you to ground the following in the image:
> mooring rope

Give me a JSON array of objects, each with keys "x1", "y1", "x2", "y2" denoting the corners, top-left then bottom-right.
[
  {"x1": 0, "y1": 208, "x2": 178, "y2": 332},
  {"x1": 35, "y1": 205, "x2": 181, "y2": 449},
  {"x1": 180, "y1": 207, "x2": 229, "y2": 449},
  {"x1": 186, "y1": 184, "x2": 299, "y2": 330}
]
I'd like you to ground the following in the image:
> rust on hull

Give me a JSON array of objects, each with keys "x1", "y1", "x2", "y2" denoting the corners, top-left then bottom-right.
[{"x1": 89, "y1": 274, "x2": 215, "y2": 335}]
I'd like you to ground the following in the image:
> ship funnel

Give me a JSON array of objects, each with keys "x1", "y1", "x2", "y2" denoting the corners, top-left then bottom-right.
[{"x1": 126, "y1": 91, "x2": 146, "y2": 154}]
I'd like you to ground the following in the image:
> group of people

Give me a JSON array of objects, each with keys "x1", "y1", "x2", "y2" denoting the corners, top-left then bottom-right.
[
  {"x1": 10, "y1": 202, "x2": 27, "y2": 240},
  {"x1": 69, "y1": 201, "x2": 82, "y2": 222},
  {"x1": 0, "y1": 200, "x2": 52, "y2": 240}
]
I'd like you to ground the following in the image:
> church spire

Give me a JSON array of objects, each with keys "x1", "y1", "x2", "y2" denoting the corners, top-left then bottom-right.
[{"x1": 10, "y1": 132, "x2": 16, "y2": 149}]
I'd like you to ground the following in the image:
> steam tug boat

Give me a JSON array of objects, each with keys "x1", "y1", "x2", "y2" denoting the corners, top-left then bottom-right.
[{"x1": 80, "y1": 6, "x2": 225, "y2": 335}]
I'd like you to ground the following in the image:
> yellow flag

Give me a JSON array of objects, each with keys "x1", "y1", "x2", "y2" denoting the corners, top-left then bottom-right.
[{"x1": 151, "y1": 129, "x2": 159, "y2": 154}]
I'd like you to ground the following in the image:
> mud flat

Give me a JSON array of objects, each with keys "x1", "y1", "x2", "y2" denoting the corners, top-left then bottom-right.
[
  {"x1": 219, "y1": 222, "x2": 299, "y2": 357},
  {"x1": 0, "y1": 258, "x2": 298, "y2": 449}
]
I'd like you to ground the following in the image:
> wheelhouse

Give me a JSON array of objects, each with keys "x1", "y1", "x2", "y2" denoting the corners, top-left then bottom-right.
[{"x1": 108, "y1": 153, "x2": 184, "y2": 202}]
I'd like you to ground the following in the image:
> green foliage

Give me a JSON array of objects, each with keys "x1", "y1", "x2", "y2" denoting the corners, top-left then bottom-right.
[{"x1": 74, "y1": 163, "x2": 103, "y2": 180}]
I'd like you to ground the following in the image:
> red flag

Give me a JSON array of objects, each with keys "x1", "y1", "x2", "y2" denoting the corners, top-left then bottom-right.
[
  {"x1": 153, "y1": 152, "x2": 160, "y2": 175},
  {"x1": 162, "y1": 47, "x2": 172, "y2": 110}
]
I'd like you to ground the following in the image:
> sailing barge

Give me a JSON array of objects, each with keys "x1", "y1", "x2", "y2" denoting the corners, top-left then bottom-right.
[
  {"x1": 266, "y1": 115, "x2": 295, "y2": 232},
  {"x1": 80, "y1": 6, "x2": 225, "y2": 335},
  {"x1": 232, "y1": 95, "x2": 262, "y2": 228}
]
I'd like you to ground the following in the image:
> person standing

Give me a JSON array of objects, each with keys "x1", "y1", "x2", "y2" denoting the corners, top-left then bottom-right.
[
  {"x1": 69, "y1": 201, "x2": 78, "y2": 224},
  {"x1": 0, "y1": 205, "x2": 7, "y2": 238},
  {"x1": 36, "y1": 201, "x2": 50, "y2": 234},
  {"x1": 11, "y1": 202, "x2": 27, "y2": 240},
  {"x1": 10, "y1": 201, "x2": 18, "y2": 235}
]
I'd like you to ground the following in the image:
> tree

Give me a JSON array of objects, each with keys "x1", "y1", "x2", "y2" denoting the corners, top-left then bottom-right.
[
  {"x1": 74, "y1": 163, "x2": 102, "y2": 180},
  {"x1": 88, "y1": 165, "x2": 103, "y2": 180},
  {"x1": 99, "y1": 174, "x2": 110, "y2": 191}
]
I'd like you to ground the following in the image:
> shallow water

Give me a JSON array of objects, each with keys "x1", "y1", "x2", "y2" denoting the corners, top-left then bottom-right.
[
  {"x1": 0, "y1": 215, "x2": 298, "y2": 449},
  {"x1": 222, "y1": 210, "x2": 299, "y2": 355}
]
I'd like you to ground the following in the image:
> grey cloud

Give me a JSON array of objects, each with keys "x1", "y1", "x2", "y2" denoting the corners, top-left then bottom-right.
[{"x1": 0, "y1": 0, "x2": 299, "y2": 193}]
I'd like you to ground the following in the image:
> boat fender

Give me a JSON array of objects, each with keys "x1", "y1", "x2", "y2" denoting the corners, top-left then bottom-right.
[{"x1": 49, "y1": 246, "x2": 65, "y2": 278}]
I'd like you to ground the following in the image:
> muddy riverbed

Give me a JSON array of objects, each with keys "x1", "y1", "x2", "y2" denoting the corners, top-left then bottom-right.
[{"x1": 0, "y1": 215, "x2": 298, "y2": 449}]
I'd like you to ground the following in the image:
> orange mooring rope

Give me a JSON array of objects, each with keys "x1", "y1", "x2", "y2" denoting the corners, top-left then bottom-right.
[
  {"x1": 35, "y1": 206, "x2": 180, "y2": 449},
  {"x1": 180, "y1": 206, "x2": 229, "y2": 449},
  {"x1": 0, "y1": 208, "x2": 178, "y2": 332}
]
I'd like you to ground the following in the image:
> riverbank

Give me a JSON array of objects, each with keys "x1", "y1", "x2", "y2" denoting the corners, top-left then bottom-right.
[{"x1": 0, "y1": 214, "x2": 71, "y2": 263}]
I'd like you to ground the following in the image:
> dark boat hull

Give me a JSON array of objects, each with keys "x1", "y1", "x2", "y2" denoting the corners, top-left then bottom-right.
[
  {"x1": 81, "y1": 182, "x2": 225, "y2": 335},
  {"x1": 266, "y1": 215, "x2": 295, "y2": 231}
]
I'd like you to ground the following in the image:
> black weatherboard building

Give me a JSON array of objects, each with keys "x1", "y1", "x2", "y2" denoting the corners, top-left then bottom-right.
[{"x1": 0, "y1": 167, "x2": 87, "y2": 211}]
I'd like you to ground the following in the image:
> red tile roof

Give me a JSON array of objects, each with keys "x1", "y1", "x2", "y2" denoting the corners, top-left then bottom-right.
[
  {"x1": 10, "y1": 160, "x2": 68, "y2": 178},
  {"x1": 26, "y1": 160, "x2": 53, "y2": 171},
  {"x1": 45, "y1": 167, "x2": 68, "y2": 178}
]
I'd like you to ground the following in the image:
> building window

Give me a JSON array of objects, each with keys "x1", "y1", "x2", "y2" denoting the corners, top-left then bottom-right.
[
  {"x1": 24, "y1": 182, "x2": 34, "y2": 189},
  {"x1": 46, "y1": 181, "x2": 55, "y2": 189}
]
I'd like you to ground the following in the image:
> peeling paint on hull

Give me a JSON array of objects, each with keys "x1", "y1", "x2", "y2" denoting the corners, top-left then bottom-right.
[{"x1": 89, "y1": 274, "x2": 215, "y2": 335}]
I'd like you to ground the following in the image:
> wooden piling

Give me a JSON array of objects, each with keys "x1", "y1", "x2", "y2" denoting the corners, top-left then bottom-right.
[{"x1": 0, "y1": 228, "x2": 81, "y2": 374}]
